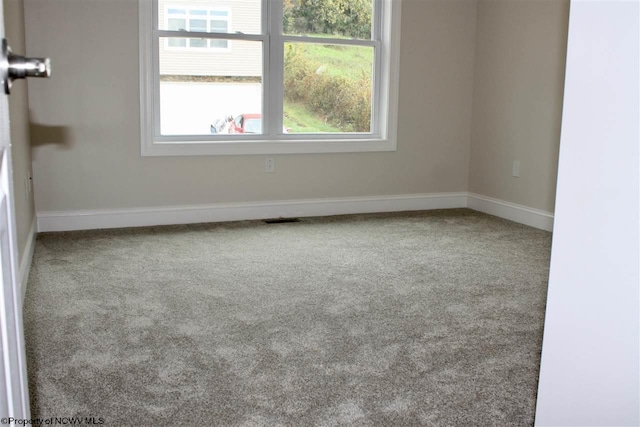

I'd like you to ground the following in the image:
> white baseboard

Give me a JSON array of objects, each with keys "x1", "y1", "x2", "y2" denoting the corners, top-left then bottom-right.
[
  {"x1": 19, "y1": 218, "x2": 37, "y2": 305},
  {"x1": 36, "y1": 192, "x2": 553, "y2": 233},
  {"x1": 467, "y1": 193, "x2": 554, "y2": 231},
  {"x1": 36, "y1": 192, "x2": 468, "y2": 232}
]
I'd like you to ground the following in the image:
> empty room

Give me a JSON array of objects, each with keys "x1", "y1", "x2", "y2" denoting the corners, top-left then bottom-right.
[{"x1": 0, "y1": 0, "x2": 637, "y2": 425}]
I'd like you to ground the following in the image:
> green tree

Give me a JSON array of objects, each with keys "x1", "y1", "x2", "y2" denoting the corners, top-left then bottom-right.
[{"x1": 284, "y1": 0, "x2": 372, "y2": 39}]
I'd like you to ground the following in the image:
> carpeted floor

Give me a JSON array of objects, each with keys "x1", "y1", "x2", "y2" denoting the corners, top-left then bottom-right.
[{"x1": 24, "y1": 209, "x2": 552, "y2": 426}]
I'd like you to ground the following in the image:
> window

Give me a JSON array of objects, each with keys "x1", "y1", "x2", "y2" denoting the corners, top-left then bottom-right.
[
  {"x1": 139, "y1": 0, "x2": 401, "y2": 156},
  {"x1": 165, "y1": 7, "x2": 230, "y2": 49}
]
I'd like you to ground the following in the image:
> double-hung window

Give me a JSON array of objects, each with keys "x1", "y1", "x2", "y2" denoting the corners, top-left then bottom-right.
[
  {"x1": 165, "y1": 7, "x2": 231, "y2": 50},
  {"x1": 139, "y1": 0, "x2": 401, "y2": 155}
]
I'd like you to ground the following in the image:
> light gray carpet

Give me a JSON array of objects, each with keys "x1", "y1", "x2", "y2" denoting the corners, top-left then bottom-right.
[{"x1": 24, "y1": 209, "x2": 551, "y2": 426}]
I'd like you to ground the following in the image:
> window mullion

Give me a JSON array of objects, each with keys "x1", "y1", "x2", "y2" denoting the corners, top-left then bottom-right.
[
  {"x1": 373, "y1": 0, "x2": 384, "y2": 42},
  {"x1": 267, "y1": 0, "x2": 284, "y2": 139},
  {"x1": 280, "y1": 35, "x2": 376, "y2": 48},
  {"x1": 261, "y1": 0, "x2": 270, "y2": 139},
  {"x1": 155, "y1": 29, "x2": 263, "y2": 42},
  {"x1": 370, "y1": 0, "x2": 384, "y2": 137},
  {"x1": 372, "y1": 39, "x2": 382, "y2": 137},
  {"x1": 152, "y1": 0, "x2": 161, "y2": 137}
]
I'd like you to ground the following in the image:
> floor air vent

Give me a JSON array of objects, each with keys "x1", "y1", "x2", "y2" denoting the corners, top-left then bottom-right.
[{"x1": 263, "y1": 218, "x2": 301, "y2": 224}]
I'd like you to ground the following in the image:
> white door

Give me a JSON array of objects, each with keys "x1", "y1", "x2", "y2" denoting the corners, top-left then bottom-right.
[{"x1": 0, "y1": 0, "x2": 34, "y2": 418}]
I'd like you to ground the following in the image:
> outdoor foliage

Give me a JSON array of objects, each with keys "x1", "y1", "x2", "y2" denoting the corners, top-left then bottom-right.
[
  {"x1": 284, "y1": 0, "x2": 373, "y2": 39},
  {"x1": 284, "y1": 44, "x2": 371, "y2": 132},
  {"x1": 282, "y1": 0, "x2": 374, "y2": 132}
]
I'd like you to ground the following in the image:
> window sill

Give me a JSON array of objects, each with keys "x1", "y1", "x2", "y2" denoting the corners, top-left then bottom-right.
[{"x1": 140, "y1": 137, "x2": 398, "y2": 156}]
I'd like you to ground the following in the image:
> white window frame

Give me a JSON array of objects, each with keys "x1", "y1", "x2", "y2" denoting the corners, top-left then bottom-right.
[
  {"x1": 164, "y1": 6, "x2": 232, "y2": 51},
  {"x1": 139, "y1": 0, "x2": 402, "y2": 156}
]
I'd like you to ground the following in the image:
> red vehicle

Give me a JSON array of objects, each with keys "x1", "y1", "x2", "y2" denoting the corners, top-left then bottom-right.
[
  {"x1": 210, "y1": 114, "x2": 289, "y2": 134},
  {"x1": 228, "y1": 113, "x2": 262, "y2": 134}
]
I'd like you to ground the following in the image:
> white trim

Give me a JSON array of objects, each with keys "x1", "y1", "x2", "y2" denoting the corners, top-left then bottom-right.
[
  {"x1": 139, "y1": 0, "x2": 154, "y2": 156},
  {"x1": 36, "y1": 192, "x2": 467, "y2": 232},
  {"x1": 142, "y1": 139, "x2": 397, "y2": 156},
  {"x1": 467, "y1": 193, "x2": 554, "y2": 232},
  {"x1": 18, "y1": 218, "x2": 36, "y2": 306},
  {"x1": 36, "y1": 192, "x2": 554, "y2": 233},
  {"x1": 380, "y1": 0, "x2": 401, "y2": 146}
]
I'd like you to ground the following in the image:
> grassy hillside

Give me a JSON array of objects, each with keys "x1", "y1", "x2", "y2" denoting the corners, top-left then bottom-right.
[
  {"x1": 300, "y1": 43, "x2": 373, "y2": 80},
  {"x1": 284, "y1": 41, "x2": 374, "y2": 133},
  {"x1": 284, "y1": 102, "x2": 342, "y2": 133}
]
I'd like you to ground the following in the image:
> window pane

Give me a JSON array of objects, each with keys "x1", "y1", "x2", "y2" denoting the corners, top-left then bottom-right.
[
  {"x1": 168, "y1": 17, "x2": 185, "y2": 31},
  {"x1": 168, "y1": 37, "x2": 186, "y2": 48},
  {"x1": 158, "y1": 38, "x2": 263, "y2": 136},
  {"x1": 242, "y1": 117, "x2": 262, "y2": 133},
  {"x1": 283, "y1": 0, "x2": 373, "y2": 40},
  {"x1": 189, "y1": 38, "x2": 207, "y2": 48},
  {"x1": 189, "y1": 18, "x2": 207, "y2": 32},
  {"x1": 210, "y1": 39, "x2": 228, "y2": 49},
  {"x1": 158, "y1": 0, "x2": 262, "y2": 35},
  {"x1": 210, "y1": 19, "x2": 227, "y2": 33},
  {"x1": 189, "y1": 17, "x2": 207, "y2": 47},
  {"x1": 283, "y1": 43, "x2": 373, "y2": 133}
]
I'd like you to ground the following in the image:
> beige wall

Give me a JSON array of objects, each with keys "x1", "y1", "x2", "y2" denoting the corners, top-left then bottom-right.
[
  {"x1": 4, "y1": 0, "x2": 34, "y2": 261},
  {"x1": 24, "y1": 0, "x2": 477, "y2": 213},
  {"x1": 468, "y1": 0, "x2": 569, "y2": 212}
]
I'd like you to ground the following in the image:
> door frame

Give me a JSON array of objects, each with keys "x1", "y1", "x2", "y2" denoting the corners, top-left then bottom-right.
[{"x1": 0, "y1": 0, "x2": 31, "y2": 418}]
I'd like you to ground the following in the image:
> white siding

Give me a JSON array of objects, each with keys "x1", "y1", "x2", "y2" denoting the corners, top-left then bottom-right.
[{"x1": 158, "y1": 0, "x2": 261, "y2": 77}]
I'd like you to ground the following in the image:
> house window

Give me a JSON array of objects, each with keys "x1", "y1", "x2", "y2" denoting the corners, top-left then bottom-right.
[
  {"x1": 139, "y1": 0, "x2": 401, "y2": 156},
  {"x1": 165, "y1": 7, "x2": 230, "y2": 50}
]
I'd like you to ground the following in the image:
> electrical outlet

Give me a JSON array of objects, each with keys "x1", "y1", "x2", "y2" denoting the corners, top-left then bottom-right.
[
  {"x1": 265, "y1": 157, "x2": 275, "y2": 173},
  {"x1": 512, "y1": 160, "x2": 520, "y2": 177}
]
